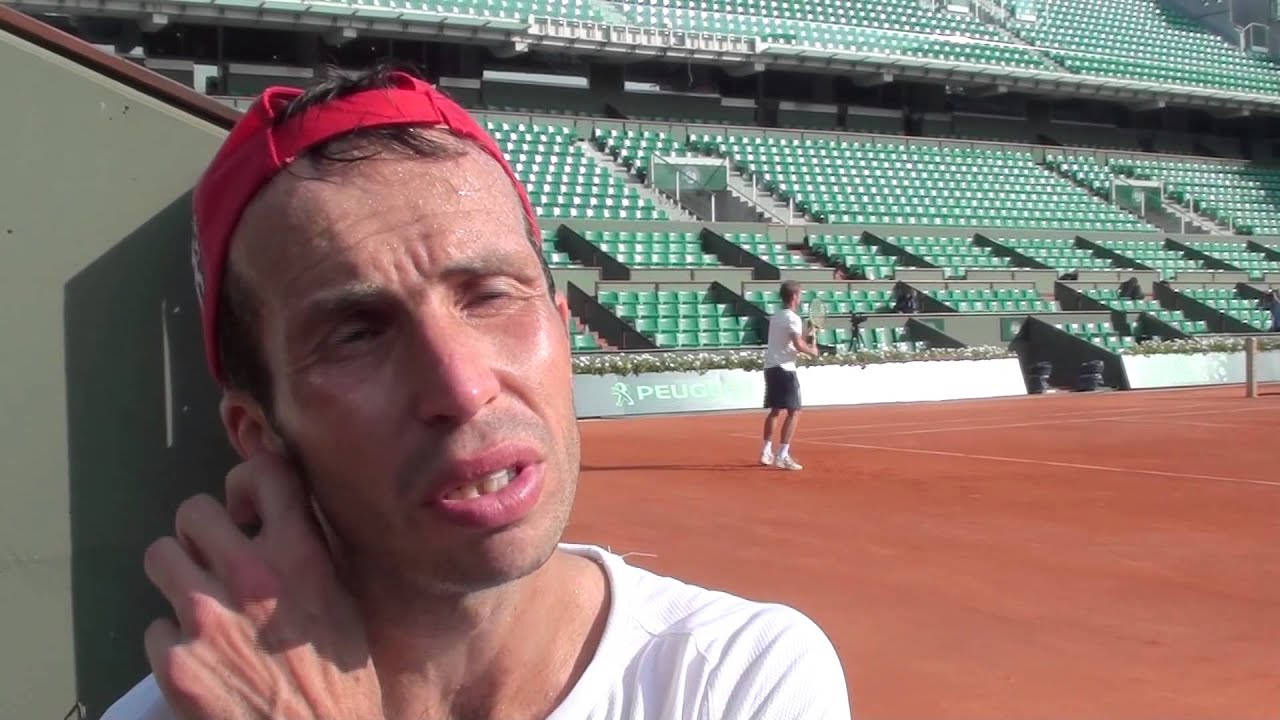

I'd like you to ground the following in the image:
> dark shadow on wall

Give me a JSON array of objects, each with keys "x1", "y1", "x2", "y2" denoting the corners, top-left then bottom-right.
[{"x1": 64, "y1": 191, "x2": 236, "y2": 718}]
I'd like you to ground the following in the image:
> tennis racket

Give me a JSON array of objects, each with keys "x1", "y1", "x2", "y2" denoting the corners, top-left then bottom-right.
[{"x1": 807, "y1": 298, "x2": 828, "y2": 347}]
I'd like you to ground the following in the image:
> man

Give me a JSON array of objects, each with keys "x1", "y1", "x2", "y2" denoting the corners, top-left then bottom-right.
[
  {"x1": 1120, "y1": 276, "x2": 1143, "y2": 302},
  {"x1": 760, "y1": 281, "x2": 818, "y2": 472},
  {"x1": 891, "y1": 283, "x2": 917, "y2": 314},
  {"x1": 1267, "y1": 289, "x2": 1280, "y2": 332},
  {"x1": 102, "y1": 66, "x2": 849, "y2": 720}
]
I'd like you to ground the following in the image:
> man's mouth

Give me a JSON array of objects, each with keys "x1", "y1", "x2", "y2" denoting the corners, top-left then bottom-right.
[{"x1": 441, "y1": 467, "x2": 518, "y2": 501}]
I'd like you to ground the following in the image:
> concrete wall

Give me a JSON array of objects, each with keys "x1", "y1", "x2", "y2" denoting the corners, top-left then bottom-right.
[{"x1": 0, "y1": 27, "x2": 230, "y2": 720}]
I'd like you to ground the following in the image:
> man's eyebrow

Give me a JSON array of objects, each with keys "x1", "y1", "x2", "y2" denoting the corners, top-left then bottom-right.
[
  {"x1": 293, "y1": 255, "x2": 534, "y2": 319},
  {"x1": 292, "y1": 283, "x2": 390, "y2": 325},
  {"x1": 437, "y1": 254, "x2": 534, "y2": 281}
]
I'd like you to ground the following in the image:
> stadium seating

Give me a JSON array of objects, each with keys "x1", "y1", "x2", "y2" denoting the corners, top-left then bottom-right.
[
  {"x1": 1011, "y1": 0, "x2": 1280, "y2": 95},
  {"x1": 1146, "y1": 310, "x2": 1209, "y2": 334},
  {"x1": 569, "y1": 323, "x2": 602, "y2": 351},
  {"x1": 595, "y1": 289, "x2": 760, "y2": 348},
  {"x1": 884, "y1": 235, "x2": 1013, "y2": 278},
  {"x1": 540, "y1": 229, "x2": 579, "y2": 267},
  {"x1": 205, "y1": 0, "x2": 1280, "y2": 100},
  {"x1": 688, "y1": 133, "x2": 1153, "y2": 230},
  {"x1": 928, "y1": 287, "x2": 1057, "y2": 313},
  {"x1": 997, "y1": 237, "x2": 1116, "y2": 272},
  {"x1": 1043, "y1": 154, "x2": 1117, "y2": 197},
  {"x1": 1109, "y1": 158, "x2": 1280, "y2": 234},
  {"x1": 581, "y1": 230, "x2": 724, "y2": 267},
  {"x1": 1081, "y1": 288, "x2": 1207, "y2": 333},
  {"x1": 1092, "y1": 239, "x2": 1207, "y2": 278},
  {"x1": 630, "y1": 0, "x2": 1004, "y2": 39},
  {"x1": 743, "y1": 287, "x2": 896, "y2": 316},
  {"x1": 808, "y1": 234, "x2": 901, "y2": 280},
  {"x1": 1081, "y1": 287, "x2": 1161, "y2": 312},
  {"x1": 539, "y1": 229, "x2": 603, "y2": 349},
  {"x1": 792, "y1": 323, "x2": 925, "y2": 352},
  {"x1": 1056, "y1": 321, "x2": 1137, "y2": 352},
  {"x1": 593, "y1": 128, "x2": 689, "y2": 180},
  {"x1": 721, "y1": 232, "x2": 810, "y2": 268},
  {"x1": 345, "y1": 0, "x2": 605, "y2": 22},
  {"x1": 488, "y1": 121, "x2": 666, "y2": 220},
  {"x1": 1183, "y1": 241, "x2": 1280, "y2": 280},
  {"x1": 1179, "y1": 287, "x2": 1272, "y2": 329},
  {"x1": 741, "y1": 287, "x2": 925, "y2": 350},
  {"x1": 616, "y1": 1, "x2": 1049, "y2": 70}
]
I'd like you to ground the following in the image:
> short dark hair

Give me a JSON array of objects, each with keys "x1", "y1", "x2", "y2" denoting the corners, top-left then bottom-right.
[
  {"x1": 217, "y1": 62, "x2": 553, "y2": 412},
  {"x1": 779, "y1": 280, "x2": 801, "y2": 306}
]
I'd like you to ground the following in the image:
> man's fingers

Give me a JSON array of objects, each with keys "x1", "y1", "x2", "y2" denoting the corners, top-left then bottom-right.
[
  {"x1": 143, "y1": 537, "x2": 221, "y2": 628},
  {"x1": 143, "y1": 616, "x2": 183, "y2": 675},
  {"x1": 175, "y1": 494, "x2": 257, "y2": 588},
  {"x1": 144, "y1": 617, "x2": 206, "y2": 719},
  {"x1": 226, "y1": 454, "x2": 309, "y2": 533}
]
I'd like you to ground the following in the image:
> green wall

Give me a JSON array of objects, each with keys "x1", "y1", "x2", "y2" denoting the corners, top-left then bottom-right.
[{"x1": 0, "y1": 29, "x2": 232, "y2": 719}]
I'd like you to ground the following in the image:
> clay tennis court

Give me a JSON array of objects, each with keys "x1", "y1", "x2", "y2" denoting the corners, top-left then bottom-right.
[{"x1": 565, "y1": 385, "x2": 1280, "y2": 718}]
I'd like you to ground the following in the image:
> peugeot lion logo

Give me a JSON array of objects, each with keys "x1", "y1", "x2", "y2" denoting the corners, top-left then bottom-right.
[{"x1": 611, "y1": 382, "x2": 635, "y2": 407}]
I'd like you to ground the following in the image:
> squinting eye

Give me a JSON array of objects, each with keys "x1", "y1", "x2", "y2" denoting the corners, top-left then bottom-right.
[
  {"x1": 334, "y1": 326, "x2": 375, "y2": 345},
  {"x1": 469, "y1": 285, "x2": 517, "y2": 307},
  {"x1": 329, "y1": 316, "x2": 386, "y2": 347}
]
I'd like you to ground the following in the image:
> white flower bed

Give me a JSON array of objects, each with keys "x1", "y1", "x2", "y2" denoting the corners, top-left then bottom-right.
[
  {"x1": 572, "y1": 346, "x2": 1015, "y2": 376},
  {"x1": 1126, "y1": 336, "x2": 1280, "y2": 356}
]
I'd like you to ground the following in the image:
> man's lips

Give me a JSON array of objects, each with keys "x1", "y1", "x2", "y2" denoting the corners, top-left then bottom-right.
[{"x1": 424, "y1": 442, "x2": 543, "y2": 505}]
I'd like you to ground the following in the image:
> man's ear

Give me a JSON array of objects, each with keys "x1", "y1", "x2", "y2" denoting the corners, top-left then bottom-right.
[
  {"x1": 220, "y1": 390, "x2": 286, "y2": 460},
  {"x1": 555, "y1": 291, "x2": 571, "y2": 328}
]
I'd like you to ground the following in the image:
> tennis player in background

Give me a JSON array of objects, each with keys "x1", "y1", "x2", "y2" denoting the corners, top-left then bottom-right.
[{"x1": 761, "y1": 281, "x2": 819, "y2": 471}]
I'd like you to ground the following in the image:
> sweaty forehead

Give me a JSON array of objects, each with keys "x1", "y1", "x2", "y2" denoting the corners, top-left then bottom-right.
[{"x1": 227, "y1": 138, "x2": 528, "y2": 287}]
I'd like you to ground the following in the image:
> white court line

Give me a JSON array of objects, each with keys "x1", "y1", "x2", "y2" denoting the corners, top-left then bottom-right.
[
  {"x1": 803, "y1": 404, "x2": 1280, "y2": 440},
  {"x1": 802, "y1": 400, "x2": 1228, "y2": 434},
  {"x1": 793, "y1": 437, "x2": 1280, "y2": 489},
  {"x1": 1110, "y1": 417, "x2": 1265, "y2": 429}
]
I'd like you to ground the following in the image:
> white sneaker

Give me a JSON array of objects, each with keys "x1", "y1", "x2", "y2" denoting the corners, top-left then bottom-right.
[
  {"x1": 760, "y1": 449, "x2": 774, "y2": 466},
  {"x1": 775, "y1": 455, "x2": 803, "y2": 471}
]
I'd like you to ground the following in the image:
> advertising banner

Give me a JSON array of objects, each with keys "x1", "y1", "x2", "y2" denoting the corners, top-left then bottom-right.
[{"x1": 574, "y1": 358, "x2": 1027, "y2": 418}]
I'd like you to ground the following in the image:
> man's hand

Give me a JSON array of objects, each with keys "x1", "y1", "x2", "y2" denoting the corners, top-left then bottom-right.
[{"x1": 143, "y1": 454, "x2": 383, "y2": 720}]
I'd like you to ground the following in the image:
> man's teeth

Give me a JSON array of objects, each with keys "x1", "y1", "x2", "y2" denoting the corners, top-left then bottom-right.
[{"x1": 444, "y1": 469, "x2": 515, "y2": 501}]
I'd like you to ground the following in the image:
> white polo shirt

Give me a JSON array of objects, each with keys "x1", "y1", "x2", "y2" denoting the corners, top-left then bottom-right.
[
  {"x1": 764, "y1": 309, "x2": 804, "y2": 371},
  {"x1": 102, "y1": 543, "x2": 851, "y2": 720}
]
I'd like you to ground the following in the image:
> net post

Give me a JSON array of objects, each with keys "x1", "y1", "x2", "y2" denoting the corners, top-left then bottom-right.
[{"x1": 1246, "y1": 336, "x2": 1258, "y2": 398}]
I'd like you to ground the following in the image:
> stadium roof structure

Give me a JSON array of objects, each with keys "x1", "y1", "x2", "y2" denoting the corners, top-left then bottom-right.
[
  {"x1": 527, "y1": 16, "x2": 1280, "y2": 117},
  {"x1": 4, "y1": 0, "x2": 1280, "y2": 116},
  {"x1": 0, "y1": 2, "x2": 239, "y2": 127}
]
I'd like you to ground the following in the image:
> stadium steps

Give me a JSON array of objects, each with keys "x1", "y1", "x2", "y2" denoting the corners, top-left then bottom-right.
[
  {"x1": 724, "y1": 169, "x2": 811, "y2": 225},
  {"x1": 577, "y1": 139, "x2": 699, "y2": 222},
  {"x1": 1038, "y1": 157, "x2": 1165, "y2": 231},
  {"x1": 793, "y1": 245, "x2": 853, "y2": 277},
  {"x1": 1165, "y1": 238, "x2": 1269, "y2": 276},
  {"x1": 1108, "y1": 157, "x2": 1276, "y2": 234},
  {"x1": 807, "y1": 233, "x2": 904, "y2": 280},
  {"x1": 1152, "y1": 283, "x2": 1263, "y2": 333},
  {"x1": 689, "y1": 188, "x2": 770, "y2": 223},
  {"x1": 969, "y1": 0, "x2": 1071, "y2": 73},
  {"x1": 1158, "y1": 196, "x2": 1231, "y2": 235},
  {"x1": 573, "y1": 318, "x2": 614, "y2": 352}
]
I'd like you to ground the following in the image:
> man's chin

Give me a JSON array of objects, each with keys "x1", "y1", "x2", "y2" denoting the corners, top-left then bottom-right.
[{"x1": 408, "y1": 525, "x2": 564, "y2": 596}]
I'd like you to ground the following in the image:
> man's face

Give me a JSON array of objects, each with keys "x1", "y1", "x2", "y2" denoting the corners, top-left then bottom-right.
[{"x1": 225, "y1": 138, "x2": 580, "y2": 595}]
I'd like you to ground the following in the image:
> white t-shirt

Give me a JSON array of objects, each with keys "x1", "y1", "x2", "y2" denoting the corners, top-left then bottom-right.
[
  {"x1": 102, "y1": 543, "x2": 851, "y2": 720},
  {"x1": 764, "y1": 309, "x2": 804, "y2": 371}
]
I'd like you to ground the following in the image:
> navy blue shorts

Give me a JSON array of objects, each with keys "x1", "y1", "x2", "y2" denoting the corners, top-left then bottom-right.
[{"x1": 763, "y1": 366, "x2": 801, "y2": 410}]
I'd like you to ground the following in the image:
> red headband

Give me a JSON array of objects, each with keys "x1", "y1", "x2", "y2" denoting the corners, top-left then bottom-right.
[{"x1": 192, "y1": 71, "x2": 537, "y2": 383}]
